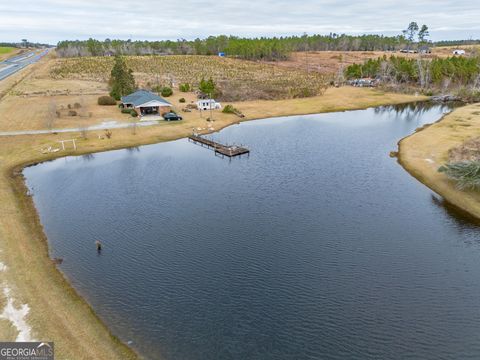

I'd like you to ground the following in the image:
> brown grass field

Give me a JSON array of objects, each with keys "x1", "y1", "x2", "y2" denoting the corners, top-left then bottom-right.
[
  {"x1": 0, "y1": 51, "x2": 434, "y2": 359},
  {"x1": 48, "y1": 55, "x2": 329, "y2": 101},
  {"x1": 269, "y1": 46, "x2": 479, "y2": 75}
]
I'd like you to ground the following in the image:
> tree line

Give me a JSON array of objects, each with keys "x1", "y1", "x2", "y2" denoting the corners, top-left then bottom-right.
[
  {"x1": 56, "y1": 31, "x2": 428, "y2": 60},
  {"x1": 345, "y1": 55, "x2": 480, "y2": 90},
  {"x1": 0, "y1": 41, "x2": 51, "y2": 48}
]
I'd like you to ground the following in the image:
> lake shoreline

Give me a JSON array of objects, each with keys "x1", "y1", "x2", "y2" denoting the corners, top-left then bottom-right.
[
  {"x1": 0, "y1": 89, "x2": 426, "y2": 359},
  {"x1": 398, "y1": 102, "x2": 480, "y2": 221}
]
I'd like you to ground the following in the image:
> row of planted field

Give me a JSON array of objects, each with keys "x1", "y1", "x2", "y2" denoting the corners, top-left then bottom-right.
[{"x1": 49, "y1": 55, "x2": 329, "y2": 101}]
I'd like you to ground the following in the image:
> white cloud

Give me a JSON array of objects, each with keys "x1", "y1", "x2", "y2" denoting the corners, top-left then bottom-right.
[{"x1": 0, "y1": 0, "x2": 479, "y2": 44}]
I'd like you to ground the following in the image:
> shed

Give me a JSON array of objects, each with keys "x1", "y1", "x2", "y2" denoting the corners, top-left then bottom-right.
[{"x1": 121, "y1": 90, "x2": 172, "y2": 116}]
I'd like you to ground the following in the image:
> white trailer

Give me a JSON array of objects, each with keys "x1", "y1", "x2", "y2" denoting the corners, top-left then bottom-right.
[{"x1": 197, "y1": 99, "x2": 221, "y2": 111}]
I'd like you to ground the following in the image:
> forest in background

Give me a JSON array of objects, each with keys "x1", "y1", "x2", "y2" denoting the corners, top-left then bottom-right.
[
  {"x1": 56, "y1": 34, "x2": 411, "y2": 60},
  {"x1": 55, "y1": 25, "x2": 435, "y2": 61},
  {"x1": 344, "y1": 55, "x2": 480, "y2": 100}
]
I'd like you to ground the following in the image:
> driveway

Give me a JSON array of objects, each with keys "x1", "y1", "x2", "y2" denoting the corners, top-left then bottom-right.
[{"x1": 0, "y1": 120, "x2": 160, "y2": 136}]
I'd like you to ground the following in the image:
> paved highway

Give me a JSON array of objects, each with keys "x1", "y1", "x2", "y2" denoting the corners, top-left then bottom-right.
[{"x1": 0, "y1": 48, "x2": 50, "y2": 81}]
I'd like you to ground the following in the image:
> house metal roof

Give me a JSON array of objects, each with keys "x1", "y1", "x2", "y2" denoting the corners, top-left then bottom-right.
[{"x1": 121, "y1": 89, "x2": 171, "y2": 107}]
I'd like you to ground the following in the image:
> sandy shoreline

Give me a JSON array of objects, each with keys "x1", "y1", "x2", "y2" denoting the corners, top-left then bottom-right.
[{"x1": 0, "y1": 89, "x2": 425, "y2": 359}]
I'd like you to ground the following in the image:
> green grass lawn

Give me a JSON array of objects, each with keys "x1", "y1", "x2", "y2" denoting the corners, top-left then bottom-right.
[{"x1": 0, "y1": 47, "x2": 14, "y2": 54}]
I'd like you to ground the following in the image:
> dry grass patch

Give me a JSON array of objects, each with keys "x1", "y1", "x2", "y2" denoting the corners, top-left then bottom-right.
[
  {"x1": 271, "y1": 48, "x2": 464, "y2": 76},
  {"x1": 0, "y1": 94, "x2": 133, "y2": 131},
  {"x1": 399, "y1": 104, "x2": 480, "y2": 219}
]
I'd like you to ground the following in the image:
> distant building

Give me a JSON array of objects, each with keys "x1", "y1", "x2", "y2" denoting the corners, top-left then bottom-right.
[
  {"x1": 218, "y1": 52, "x2": 226, "y2": 57},
  {"x1": 197, "y1": 99, "x2": 222, "y2": 111},
  {"x1": 453, "y1": 49, "x2": 466, "y2": 55},
  {"x1": 419, "y1": 46, "x2": 431, "y2": 54},
  {"x1": 400, "y1": 48, "x2": 417, "y2": 54},
  {"x1": 347, "y1": 78, "x2": 378, "y2": 87},
  {"x1": 121, "y1": 90, "x2": 172, "y2": 117}
]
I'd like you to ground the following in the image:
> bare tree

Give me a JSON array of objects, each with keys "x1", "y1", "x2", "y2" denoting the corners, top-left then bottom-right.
[{"x1": 417, "y1": 59, "x2": 427, "y2": 89}]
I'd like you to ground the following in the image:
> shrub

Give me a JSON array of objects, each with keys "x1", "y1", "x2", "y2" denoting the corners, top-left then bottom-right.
[
  {"x1": 179, "y1": 97, "x2": 186, "y2": 103},
  {"x1": 439, "y1": 161, "x2": 480, "y2": 189},
  {"x1": 98, "y1": 95, "x2": 117, "y2": 105},
  {"x1": 222, "y1": 104, "x2": 236, "y2": 114},
  {"x1": 73, "y1": 102, "x2": 82, "y2": 109},
  {"x1": 179, "y1": 83, "x2": 191, "y2": 92},
  {"x1": 121, "y1": 108, "x2": 132, "y2": 114},
  {"x1": 161, "y1": 87, "x2": 173, "y2": 97},
  {"x1": 68, "y1": 110, "x2": 77, "y2": 116},
  {"x1": 130, "y1": 109, "x2": 138, "y2": 117}
]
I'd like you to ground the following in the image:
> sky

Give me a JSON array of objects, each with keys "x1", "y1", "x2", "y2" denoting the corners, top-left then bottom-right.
[{"x1": 1, "y1": 0, "x2": 479, "y2": 44}]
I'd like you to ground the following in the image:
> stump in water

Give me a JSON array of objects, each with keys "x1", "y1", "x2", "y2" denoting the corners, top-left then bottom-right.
[
  {"x1": 95, "y1": 240, "x2": 102, "y2": 252},
  {"x1": 52, "y1": 257, "x2": 63, "y2": 265}
]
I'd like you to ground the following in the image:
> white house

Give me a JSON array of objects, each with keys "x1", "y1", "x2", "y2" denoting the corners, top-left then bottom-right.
[
  {"x1": 197, "y1": 99, "x2": 222, "y2": 111},
  {"x1": 453, "y1": 49, "x2": 466, "y2": 55},
  {"x1": 121, "y1": 90, "x2": 172, "y2": 117}
]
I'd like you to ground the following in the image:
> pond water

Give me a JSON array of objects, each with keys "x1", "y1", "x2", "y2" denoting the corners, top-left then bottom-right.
[{"x1": 24, "y1": 102, "x2": 480, "y2": 360}]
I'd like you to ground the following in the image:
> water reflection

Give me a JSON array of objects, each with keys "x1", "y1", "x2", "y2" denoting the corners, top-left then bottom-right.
[
  {"x1": 125, "y1": 146, "x2": 140, "y2": 153},
  {"x1": 430, "y1": 194, "x2": 480, "y2": 228},
  {"x1": 374, "y1": 101, "x2": 462, "y2": 122},
  {"x1": 81, "y1": 153, "x2": 95, "y2": 161}
]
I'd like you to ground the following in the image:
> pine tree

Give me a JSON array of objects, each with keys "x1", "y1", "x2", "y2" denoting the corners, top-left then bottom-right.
[
  {"x1": 418, "y1": 25, "x2": 429, "y2": 43},
  {"x1": 109, "y1": 56, "x2": 136, "y2": 100},
  {"x1": 199, "y1": 77, "x2": 216, "y2": 97}
]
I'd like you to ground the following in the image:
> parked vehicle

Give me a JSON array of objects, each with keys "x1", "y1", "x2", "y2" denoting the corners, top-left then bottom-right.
[{"x1": 163, "y1": 112, "x2": 183, "y2": 121}]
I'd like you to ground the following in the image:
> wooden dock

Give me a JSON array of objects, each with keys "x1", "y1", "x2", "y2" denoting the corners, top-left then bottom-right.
[{"x1": 188, "y1": 134, "x2": 250, "y2": 158}]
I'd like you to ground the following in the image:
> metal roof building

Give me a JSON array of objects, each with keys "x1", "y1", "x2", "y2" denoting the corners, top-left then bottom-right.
[{"x1": 121, "y1": 90, "x2": 172, "y2": 116}]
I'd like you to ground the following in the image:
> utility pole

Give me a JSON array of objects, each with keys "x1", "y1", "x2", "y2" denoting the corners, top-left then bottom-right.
[{"x1": 209, "y1": 92, "x2": 213, "y2": 121}]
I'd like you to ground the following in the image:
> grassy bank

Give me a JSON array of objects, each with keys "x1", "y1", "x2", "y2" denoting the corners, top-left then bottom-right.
[
  {"x1": 0, "y1": 88, "x2": 423, "y2": 359},
  {"x1": 0, "y1": 47, "x2": 19, "y2": 62},
  {"x1": 398, "y1": 103, "x2": 480, "y2": 219}
]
